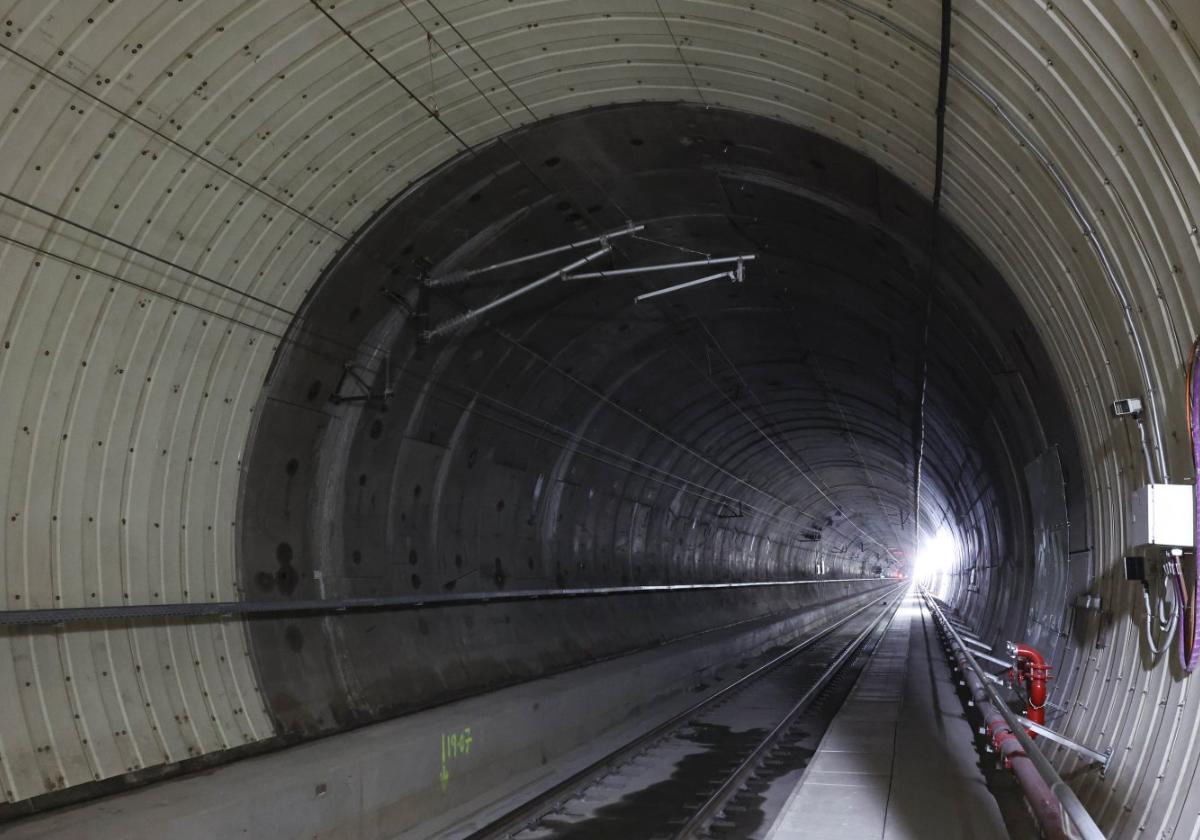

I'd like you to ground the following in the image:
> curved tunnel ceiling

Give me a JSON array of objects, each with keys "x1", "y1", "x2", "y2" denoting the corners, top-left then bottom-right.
[
  {"x1": 0, "y1": 1, "x2": 1196, "y2": 836},
  {"x1": 239, "y1": 102, "x2": 1070, "y2": 737}
]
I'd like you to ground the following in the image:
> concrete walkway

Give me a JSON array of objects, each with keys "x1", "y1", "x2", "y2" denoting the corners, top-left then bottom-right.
[{"x1": 764, "y1": 593, "x2": 1010, "y2": 839}]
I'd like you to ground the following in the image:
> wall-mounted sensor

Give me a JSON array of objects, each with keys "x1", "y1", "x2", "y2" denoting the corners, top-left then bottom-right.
[{"x1": 1112, "y1": 397, "x2": 1144, "y2": 417}]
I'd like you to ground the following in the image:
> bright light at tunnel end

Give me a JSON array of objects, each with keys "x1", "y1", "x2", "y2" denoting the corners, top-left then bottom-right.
[{"x1": 912, "y1": 527, "x2": 957, "y2": 586}]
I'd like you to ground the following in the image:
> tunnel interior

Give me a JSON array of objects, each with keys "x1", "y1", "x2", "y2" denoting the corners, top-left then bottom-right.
[
  {"x1": 239, "y1": 102, "x2": 1086, "y2": 735},
  {"x1": 3, "y1": 2, "x2": 1198, "y2": 836}
]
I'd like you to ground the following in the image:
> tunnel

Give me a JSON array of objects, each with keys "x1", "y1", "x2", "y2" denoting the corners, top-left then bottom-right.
[{"x1": 0, "y1": 2, "x2": 1196, "y2": 839}]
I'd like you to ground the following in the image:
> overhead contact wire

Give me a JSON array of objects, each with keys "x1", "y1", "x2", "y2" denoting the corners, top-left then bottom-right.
[
  {"x1": 687, "y1": 315, "x2": 899, "y2": 558},
  {"x1": 0, "y1": 186, "x2": 295, "y2": 317},
  {"x1": 389, "y1": 368, "x2": 828, "y2": 545},
  {"x1": 308, "y1": 0, "x2": 476, "y2": 155},
  {"x1": 311, "y1": 4, "x2": 854, "y2": 546}
]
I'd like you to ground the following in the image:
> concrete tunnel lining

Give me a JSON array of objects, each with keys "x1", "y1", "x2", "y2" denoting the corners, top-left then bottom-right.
[
  {"x1": 0, "y1": 1, "x2": 1195, "y2": 836},
  {"x1": 238, "y1": 101, "x2": 1077, "y2": 738}
]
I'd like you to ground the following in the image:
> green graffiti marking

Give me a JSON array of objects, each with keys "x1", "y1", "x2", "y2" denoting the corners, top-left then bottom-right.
[{"x1": 440, "y1": 726, "x2": 474, "y2": 792}]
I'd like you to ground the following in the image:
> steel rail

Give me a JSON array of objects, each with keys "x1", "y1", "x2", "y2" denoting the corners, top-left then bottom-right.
[
  {"x1": 673, "y1": 588, "x2": 902, "y2": 838},
  {"x1": 465, "y1": 583, "x2": 904, "y2": 839},
  {"x1": 0, "y1": 577, "x2": 891, "y2": 627},
  {"x1": 922, "y1": 589, "x2": 1104, "y2": 840}
]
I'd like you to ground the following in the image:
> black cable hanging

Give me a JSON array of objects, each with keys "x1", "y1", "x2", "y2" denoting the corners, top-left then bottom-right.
[{"x1": 913, "y1": 0, "x2": 954, "y2": 562}]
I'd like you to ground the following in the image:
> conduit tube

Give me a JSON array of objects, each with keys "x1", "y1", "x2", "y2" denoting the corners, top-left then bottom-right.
[{"x1": 922, "y1": 591, "x2": 1103, "y2": 840}]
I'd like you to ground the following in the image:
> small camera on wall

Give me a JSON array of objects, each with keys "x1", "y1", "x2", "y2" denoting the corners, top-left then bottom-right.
[{"x1": 1112, "y1": 397, "x2": 1143, "y2": 417}]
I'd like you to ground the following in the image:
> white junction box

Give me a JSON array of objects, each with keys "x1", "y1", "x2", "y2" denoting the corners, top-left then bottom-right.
[{"x1": 1128, "y1": 484, "x2": 1194, "y2": 548}]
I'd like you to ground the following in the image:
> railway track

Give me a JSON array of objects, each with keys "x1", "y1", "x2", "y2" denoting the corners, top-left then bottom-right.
[{"x1": 466, "y1": 584, "x2": 905, "y2": 840}]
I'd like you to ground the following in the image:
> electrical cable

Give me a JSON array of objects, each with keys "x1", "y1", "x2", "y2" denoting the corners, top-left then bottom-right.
[
  {"x1": 480, "y1": 320, "x2": 828, "y2": 529},
  {"x1": 684, "y1": 315, "x2": 900, "y2": 559},
  {"x1": 1179, "y1": 335, "x2": 1200, "y2": 670},
  {"x1": 631, "y1": 233, "x2": 712, "y2": 258},
  {"x1": 1143, "y1": 574, "x2": 1178, "y2": 658},
  {"x1": 307, "y1": 0, "x2": 475, "y2": 156},
  {"x1": 0, "y1": 187, "x2": 296, "y2": 317},
  {"x1": 0, "y1": 229, "x2": 406, "y2": 376},
  {"x1": 0, "y1": 0, "x2": 935, "y2": 593},
  {"x1": 384, "y1": 367, "x2": 830, "y2": 546},
  {"x1": 0, "y1": 41, "x2": 348, "y2": 243},
  {"x1": 913, "y1": 0, "x2": 953, "y2": 562},
  {"x1": 3, "y1": 0, "x2": 895, "y2": 567},
  {"x1": 329, "y1": 2, "x2": 891, "y2": 548}
]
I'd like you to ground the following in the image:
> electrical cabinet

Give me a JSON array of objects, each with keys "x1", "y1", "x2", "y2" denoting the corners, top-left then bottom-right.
[{"x1": 1128, "y1": 484, "x2": 1194, "y2": 548}]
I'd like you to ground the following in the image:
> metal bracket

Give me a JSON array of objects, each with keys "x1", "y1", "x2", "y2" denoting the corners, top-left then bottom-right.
[
  {"x1": 424, "y1": 222, "x2": 644, "y2": 288},
  {"x1": 420, "y1": 227, "x2": 757, "y2": 336},
  {"x1": 635, "y1": 269, "x2": 737, "y2": 303},
  {"x1": 981, "y1": 671, "x2": 1008, "y2": 688},
  {"x1": 423, "y1": 244, "x2": 612, "y2": 340},
  {"x1": 562, "y1": 253, "x2": 756, "y2": 281},
  {"x1": 1024, "y1": 721, "x2": 1113, "y2": 776},
  {"x1": 382, "y1": 288, "x2": 415, "y2": 315},
  {"x1": 949, "y1": 620, "x2": 978, "y2": 632},
  {"x1": 972, "y1": 650, "x2": 1015, "y2": 669},
  {"x1": 329, "y1": 360, "x2": 393, "y2": 409},
  {"x1": 716, "y1": 500, "x2": 746, "y2": 519}
]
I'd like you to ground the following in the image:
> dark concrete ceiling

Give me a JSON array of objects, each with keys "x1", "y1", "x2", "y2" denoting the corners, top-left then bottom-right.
[{"x1": 234, "y1": 102, "x2": 1082, "y2": 734}]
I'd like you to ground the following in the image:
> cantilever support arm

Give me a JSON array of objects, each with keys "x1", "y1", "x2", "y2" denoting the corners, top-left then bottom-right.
[
  {"x1": 1024, "y1": 721, "x2": 1113, "y2": 773},
  {"x1": 971, "y1": 649, "x2": 1015, "y2": 669},
  {"x1": 424, "y1": 223, "x2": 643, "y2": 288},
  {"x1": 634, "y1": 270, "x2": 735, "y2": 303},
  {"x1": 423, "y1": 244, "x2": 612, "y2": 340},
  {"x1": 562, "y1": 254, "x2": 756, "y2": 280}
]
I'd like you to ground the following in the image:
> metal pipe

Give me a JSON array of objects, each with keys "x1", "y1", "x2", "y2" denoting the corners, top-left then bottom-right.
[
  {"x1": 424, "y1": 224, "x2": 644, "y2": 287},
  {"x1": 634, "y1": 270, "x2": 734, "y2": 303},
  {"x1": 950, "y1": 622, "x2": 982, "y2": 639},
  {"x1": 945, "y1": 632, "x2": 1064, "y2": 838},
  {"x1": 1009, "y1": 641, "x2": 1050, "y2": 731},
  {"x1": 1025, "y1": 721, "x2": 1113, "y2": 770},
  {"x1": 562, "y1": 254, "x2": 756, "y2": 280},
  {"x1": 972, "y1": 649, "x2": 1016, "y2": 669},
  {"x1": 922, "y1": 590, "x2": 1104, "y2": 840},
  {"x1": 424, "y1": 245, "x2": 611, "y2": 339},
  {"x1": 961, "y1": 635, "x2": 991, "y2": 651},
  {"x1": 1134, "y1": 412, "x2": 1158, "y2": 483}
]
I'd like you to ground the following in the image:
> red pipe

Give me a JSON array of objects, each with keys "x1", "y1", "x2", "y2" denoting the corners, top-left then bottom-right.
[
  {"x1": 939, "y1": 626, "x2": 1066, "y2": 839},
  {"x1": 1009, "y1": 642, "x2": 1050, "y2": 733}
]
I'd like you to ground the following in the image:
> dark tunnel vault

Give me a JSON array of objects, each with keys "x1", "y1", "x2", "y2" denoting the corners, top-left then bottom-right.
[{"x1": 236, "y1": 102, "x2": 1087, "y2": 738}]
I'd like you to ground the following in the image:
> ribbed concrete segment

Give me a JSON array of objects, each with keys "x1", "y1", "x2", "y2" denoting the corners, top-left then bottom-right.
[{"x1": 766, "y1": 594, "x2": 1008, "y2": 840}]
